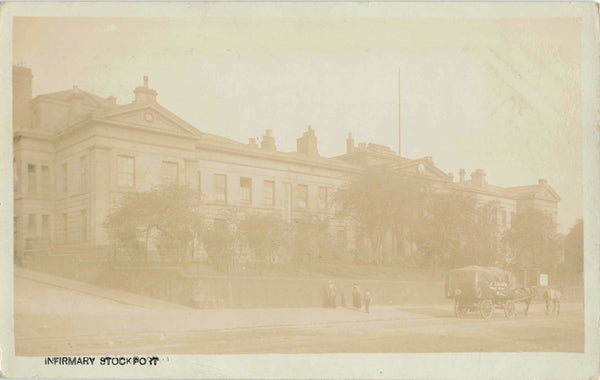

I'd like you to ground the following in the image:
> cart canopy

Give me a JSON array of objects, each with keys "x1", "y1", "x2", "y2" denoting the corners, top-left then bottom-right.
[{"x1": 446, "y1": 266, "x2": 516, "y2": 299}]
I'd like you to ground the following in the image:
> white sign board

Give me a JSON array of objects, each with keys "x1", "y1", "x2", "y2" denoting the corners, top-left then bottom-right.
[{"x1": 539, "y1": 273, "x2": 549, "y2": 286}]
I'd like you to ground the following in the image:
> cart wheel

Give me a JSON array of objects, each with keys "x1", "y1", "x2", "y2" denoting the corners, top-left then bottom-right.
[
  {"x1": 480, "y1": 299, "x2": 493, "y2": 319},
  {"x1": 504, "y1": 300, "x2": 516, "y2": 319}
]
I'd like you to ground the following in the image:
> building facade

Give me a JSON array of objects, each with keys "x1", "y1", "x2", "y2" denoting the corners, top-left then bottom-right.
[{"x1": 12, "y1": 66, "x2": 561, "y2": 264}]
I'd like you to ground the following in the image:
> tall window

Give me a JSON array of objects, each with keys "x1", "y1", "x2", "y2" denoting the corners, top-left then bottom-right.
[
  {"x1": 318, "y1": 187, "x2": 328, "y2": 209},
  {"x1": 117, "y1": 156, "x2": 134, "y2": 188},
  {"x1": 264, "y1": 180, "x2": 275, "y2": 206},
  {"x1": 27, "y1": 214, "x2": 36, "y2": 238},
  {"x1": 41, "y1": 215, "x2": 50, "y2": 239},
  {"x1": 42, "y1": 215, "x2": 50, "y2": 239},
  {"x1": 161, "y1": 161, "x2": 178, "y2": 184},
  {"x1": 62, "y1": 163, "x2": 68, "y2": 194},
  {"x1": 240, "y1": 177, "x2": 252, "y2": 204},
  {"x1": 197, "y1": 171, "x2": 202, "y2": 197},
  {"x1": 14, "y1": 217, "x2": 19, "y2": 248},
  {"x1": 80, "y1": 210, "x2": 88, "y2": 243},
  {"x1": 41, "y1": 165, "x2": 50, "y2": 197},
  {"x1": 14, "y1": 158, "x2": 20, "y2": 194},
  {"x1": 214, "y1": 174, "x2": 227, "y2": 202},
  {"x1": 62, "y1": 213, "x2": 68, "y2": 242},
  {"x1": 336, "y1": 227, "x2": 346, "y2": 248},
  {"x1": 28, "y1": 164, "x2": 36, "y2": 195},
  {"x1": 295, "y1": 184, "x2": 308, "y2": 209},
  {"x1": 80, "y1": 156, "x2": 88, "y2": 191},
  {"x1": 500, "y1": 210, "x2": 507, "y2": 227}
]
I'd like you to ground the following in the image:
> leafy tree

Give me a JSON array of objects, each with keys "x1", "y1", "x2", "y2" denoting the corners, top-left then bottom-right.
[
  {"x1": 563, "y1": 219, "x2": 583, "y2": 275},
  {"x1": 503, "y1": 208, "x2": 563, "y2": 271},
  {"x1": 105, "y1": 184, "x2": 202, "y2": 263},
  {"x1": 202, "y1": 219, "x2": 238, "y2": 273},
  {"x1": 290, "y1": 216, "x2": 332, "y2": 272},
  {"x1": 415, "y1": 192, "x2": 479, "y2": 269},
  {"x1": 336, "y1": 166, "x2": 427, "y2": 265},
  {"x1": 414, "y1": 191, "x2": 504, "y2": 269},
  {"x1": 238, "y1": 213, "x2": 285, "y2": 273},
  {"x1": 468, "y1": 200, "x2": 504, "y2": 266}
]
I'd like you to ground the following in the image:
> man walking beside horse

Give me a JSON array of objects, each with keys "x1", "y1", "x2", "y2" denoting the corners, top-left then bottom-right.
[{"x1": 544, "y1": 287, "x2": 563, "y2": 315}]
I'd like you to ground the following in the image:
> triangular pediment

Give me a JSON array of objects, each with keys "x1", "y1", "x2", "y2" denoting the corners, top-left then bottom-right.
[
  {"x1": 101, "y1": 103, "x2": 201, "y2": 136},
  {"x1": 535, "y1": 187, "x2": 561, "y2": 202},
  {"x1": 396, "y1": 158, "x2": 452, "y2": 181}
]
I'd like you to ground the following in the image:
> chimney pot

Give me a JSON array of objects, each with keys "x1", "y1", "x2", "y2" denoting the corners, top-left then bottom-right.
[
  {"x1": 459, "y1": 169, "x2": 466, "y2": 183},
  {"x1": 538, "y1": 178, "x2": 548, "y2": 186}
]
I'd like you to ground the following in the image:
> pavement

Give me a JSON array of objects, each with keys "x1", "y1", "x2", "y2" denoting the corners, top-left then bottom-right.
[
  {"x1": 14, "y1": 268, "x2": 585, "y2": 355},
  {"x1": 15, "y1": 267, "x2": 190, "y2": 311}
]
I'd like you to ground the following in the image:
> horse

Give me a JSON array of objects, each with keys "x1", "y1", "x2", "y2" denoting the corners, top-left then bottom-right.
[{"x1": 544, "y1": 287, "x2": 563, "y2": 315}]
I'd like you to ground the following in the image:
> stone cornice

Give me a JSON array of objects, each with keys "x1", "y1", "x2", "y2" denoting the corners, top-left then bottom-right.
[
  {"x1": 13, "y1": 130, "x2": 54, "y2": 142},
  {"x1": 195, "y1": 139, "x2": 363, "y2": 175},
  {"x1": 92, "y1": 117, "x2": 198, "y2": 140}
]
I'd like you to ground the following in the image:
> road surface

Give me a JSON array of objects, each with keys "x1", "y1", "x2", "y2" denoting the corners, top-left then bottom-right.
[{"x1": 14, "y1": 271, "x2": 584, "y2": 355}]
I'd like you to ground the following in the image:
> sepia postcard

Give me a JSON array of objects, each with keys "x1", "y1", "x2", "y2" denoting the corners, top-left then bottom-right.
[{"x1": 0, "y1": 1, "x2": 599, "y2": 379}]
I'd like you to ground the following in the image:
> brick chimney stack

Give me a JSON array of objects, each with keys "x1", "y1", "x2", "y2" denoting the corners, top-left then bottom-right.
[
  {"x1": 261, "y1": 129, "x2": 276, "y2": 151},
  {"x1": 471, "y1": 169, "x2": 487, "y2": 187},
  {"x1": 346, "y1": 133, "x2": 355, "y2": 154},
  {"x1": 12, "y1": 65, "x2": 32, "y2": 108},
  {"x1": 133, "y1": 75, "x2": 158, "y2": 104},
  {"x1": 12, "y1": 65, "x2": 33, "y2": 130},
  {"x1": 296, "y1": 125, "x2": 319, "y2": 157}
]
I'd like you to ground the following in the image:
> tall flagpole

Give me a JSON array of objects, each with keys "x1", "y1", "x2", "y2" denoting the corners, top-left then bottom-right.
[{"x1": 398, "y1": 68, "x2": 401, "y2": 157}]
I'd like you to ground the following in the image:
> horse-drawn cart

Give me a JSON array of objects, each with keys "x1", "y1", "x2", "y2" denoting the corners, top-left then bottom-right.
[{"x1": 445, "y1": 266, "x2": 535, "y2": 319}]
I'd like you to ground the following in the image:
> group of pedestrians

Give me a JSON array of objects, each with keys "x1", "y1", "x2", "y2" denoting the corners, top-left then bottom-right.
[{"x1": 322, "y1": 280, "x2": 371, "y2": 313}]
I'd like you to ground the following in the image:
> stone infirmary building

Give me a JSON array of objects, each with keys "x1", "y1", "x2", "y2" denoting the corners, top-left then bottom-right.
[{"x1": 12, "y1": 66, "x2": 561, "y2": 262}]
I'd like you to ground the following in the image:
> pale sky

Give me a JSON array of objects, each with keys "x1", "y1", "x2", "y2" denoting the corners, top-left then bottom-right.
[{"x1": 13, "y1": 17, "x2": 582, "y2": 231}]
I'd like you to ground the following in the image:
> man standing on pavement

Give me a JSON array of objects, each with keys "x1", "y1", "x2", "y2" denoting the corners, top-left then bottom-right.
[
  {"x1": 326, "y1": 280, "x2": 337, "y2": 308},
  {"x1": 364, "y1": 288, "x2": 371, "y2": 313},
  {"x1": 352, "y1": 283, "x2": 362, "y2": 309}
]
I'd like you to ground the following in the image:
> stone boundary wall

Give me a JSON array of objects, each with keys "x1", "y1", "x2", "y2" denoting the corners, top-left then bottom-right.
[
  {"x1": 19, "y1": 252, "x2": 584, "y2": 309},
  {"x1": 183, "y1": 275, "x2": 585, "y2": 309}
]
